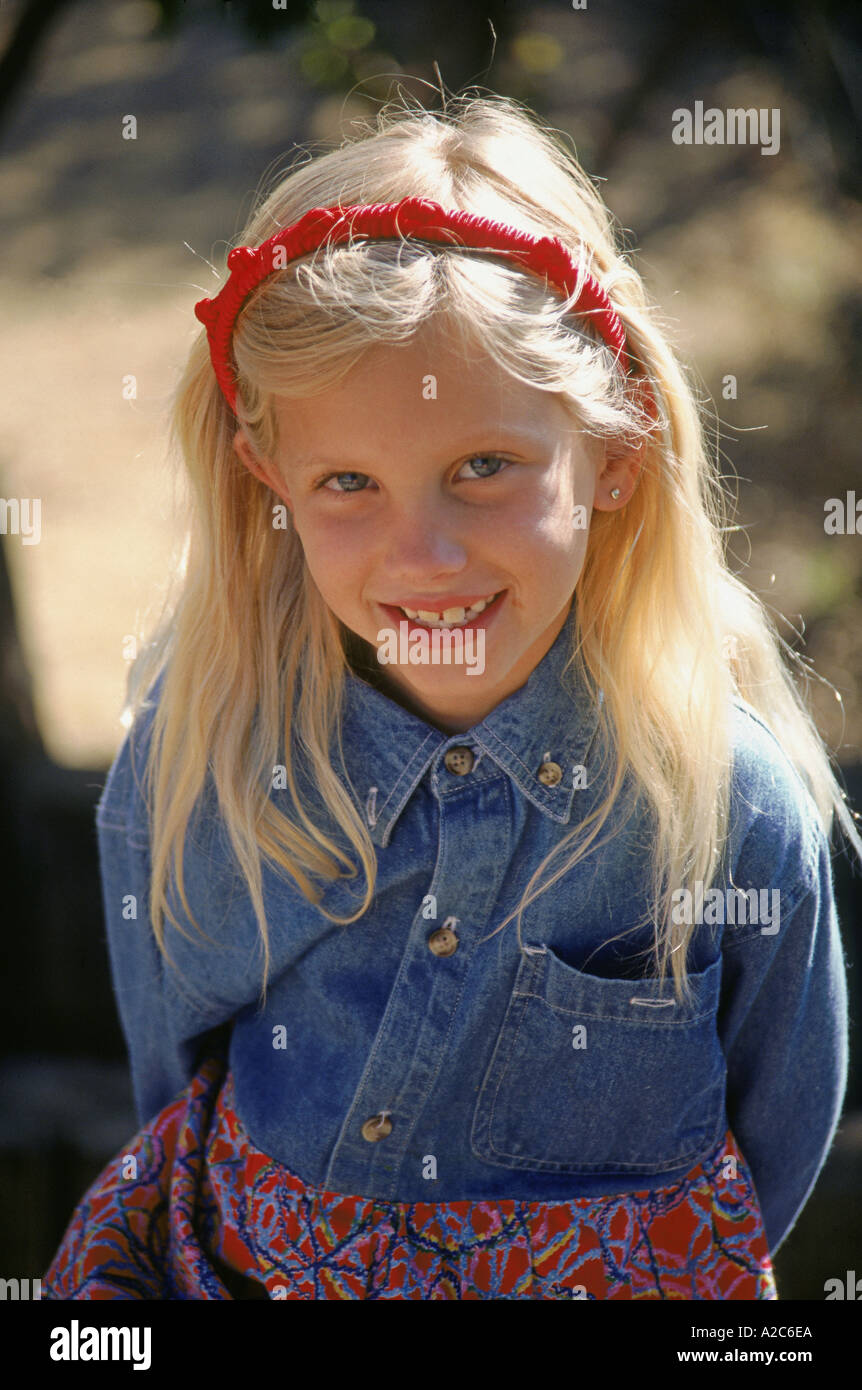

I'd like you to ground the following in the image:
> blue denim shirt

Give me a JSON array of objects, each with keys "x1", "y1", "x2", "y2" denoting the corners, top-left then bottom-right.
[{"x1": 96, "y1": 602, "x2": 848, "y2": 1255}]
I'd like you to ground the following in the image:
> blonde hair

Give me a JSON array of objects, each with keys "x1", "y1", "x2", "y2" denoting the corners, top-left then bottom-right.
[{"x1": 125, "y1": 90, "x2": 861, "y2": 1005}]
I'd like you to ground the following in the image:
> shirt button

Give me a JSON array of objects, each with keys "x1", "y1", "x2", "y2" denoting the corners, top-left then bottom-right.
[
  {"x1": 537, "y1": 760, "x2": 562, "y2": 786},
  {"x1": 361, "y1": 1113, "x2": 392, "y2": 1142},
  {"x1": 428, "y1": 926, "x2": 459, "y2": 956},
  {"x1": 444, "y1": 746, "x2": 475, "y2": 775}
]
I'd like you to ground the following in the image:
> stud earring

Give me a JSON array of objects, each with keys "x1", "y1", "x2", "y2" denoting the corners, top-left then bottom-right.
[{"x1": 610, "y1": 487, "x2": 621, "y2": 500}]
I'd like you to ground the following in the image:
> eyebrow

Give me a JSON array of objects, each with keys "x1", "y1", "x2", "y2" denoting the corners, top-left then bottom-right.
[{"x1": 292, "y1": 428, "x2": 555, "y2": 473}]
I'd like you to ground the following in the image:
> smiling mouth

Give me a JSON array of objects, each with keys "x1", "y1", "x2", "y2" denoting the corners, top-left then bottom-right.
[{"x1": 383, "y1": 591, "x2": 505, "y2": 629}]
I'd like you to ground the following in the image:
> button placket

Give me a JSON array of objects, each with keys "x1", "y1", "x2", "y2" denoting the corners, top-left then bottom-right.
[{"x1": 322, "y1": 755, "x2": 517, "y2": 1199}]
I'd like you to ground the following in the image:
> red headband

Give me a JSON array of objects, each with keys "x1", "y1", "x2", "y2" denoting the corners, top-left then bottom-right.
[{"x1": 194, "y1": 196, "x2": 632, "y2": 414}]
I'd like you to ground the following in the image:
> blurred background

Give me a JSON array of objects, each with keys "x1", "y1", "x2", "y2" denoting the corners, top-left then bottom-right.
[{"x1": 0, "y1": 0, "x2": 859, "y2": 1299}]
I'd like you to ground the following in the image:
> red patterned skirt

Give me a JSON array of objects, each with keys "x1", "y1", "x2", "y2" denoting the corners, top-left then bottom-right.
[{"x1": 44, "y1": 1055, "x2": 777, "y2": 1300}]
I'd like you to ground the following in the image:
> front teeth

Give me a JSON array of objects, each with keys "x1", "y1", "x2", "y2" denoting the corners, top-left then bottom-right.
[{"x1": 400, "y1": 593, "x2": 499, "y2": 627}]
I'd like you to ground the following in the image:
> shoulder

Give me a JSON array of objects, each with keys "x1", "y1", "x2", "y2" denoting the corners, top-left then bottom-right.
[{"x1": 725, "y1": 697, "x2": 827, "y2": 902}]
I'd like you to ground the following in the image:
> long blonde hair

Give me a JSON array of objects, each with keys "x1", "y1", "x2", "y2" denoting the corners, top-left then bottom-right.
[{"x1": 125, "y1": 90, "x2": 861, "y2": 1005}]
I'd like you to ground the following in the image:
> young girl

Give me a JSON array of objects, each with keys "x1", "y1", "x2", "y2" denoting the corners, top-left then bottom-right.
[{"x1": 45, "y1": 92, "x2": 856, "y2": 1301}]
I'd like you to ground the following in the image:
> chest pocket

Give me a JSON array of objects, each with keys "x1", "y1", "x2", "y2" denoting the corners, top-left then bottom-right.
[{"x1": 471, "y1": 944, "x2": 726, "y2": 1175}]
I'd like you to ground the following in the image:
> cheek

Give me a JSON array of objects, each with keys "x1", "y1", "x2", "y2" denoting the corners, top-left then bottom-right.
[
  {"x1": 520, "y1": 467, "x2": 589, "y2": 528},
  {"x1": 525, "y1": 511, "x2": 592, "y2": 594},
  {"x1": 515, "y1": 498, "x2": 588, "y2": 555},
  {"x1": 298, "y1": 518, "x2": 365, "y2": 598}
]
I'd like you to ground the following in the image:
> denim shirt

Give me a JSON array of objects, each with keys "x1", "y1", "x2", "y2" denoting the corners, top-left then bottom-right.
[{"x1": 96, "y1": 603, "x2": 848, "y2": 1256}]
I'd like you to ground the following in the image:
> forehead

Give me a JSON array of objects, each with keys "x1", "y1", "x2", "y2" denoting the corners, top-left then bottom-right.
[{"x1": 274, "y1": 324, "x2": 573, "y2": 463}]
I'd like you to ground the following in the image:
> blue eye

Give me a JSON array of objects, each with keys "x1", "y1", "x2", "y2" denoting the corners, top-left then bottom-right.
[
  {"x1": 458, "y1": 455, "x2": 511, "y2": 480},
  {"x1": 315, "y1": 455, "x2": 512, "y2": 495},
  {"x1": 320, "y1": 472, "x2": 371, "y2": 494}
]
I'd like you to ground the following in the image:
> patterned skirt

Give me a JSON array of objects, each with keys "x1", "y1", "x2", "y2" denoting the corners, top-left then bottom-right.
[{"x1": 44, "y1": 1054, "x2": 778, "y2": 1300}]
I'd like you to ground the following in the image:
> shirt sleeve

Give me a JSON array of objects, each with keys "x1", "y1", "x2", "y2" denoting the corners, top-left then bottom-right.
[
  {"x1": 97, "y1": 817, "x2": 224, "y2": 1126},
  {"x1": 717, "y1": 819, "x2": 849, "y2": 1255},
  {"x1": 96, "y1": 698, "x2": 227, "y2": 1127}
]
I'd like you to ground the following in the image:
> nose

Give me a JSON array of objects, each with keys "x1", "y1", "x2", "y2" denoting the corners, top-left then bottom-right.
[{"x1": 381, "y1": 499, "x2": 469, "y2": 580}]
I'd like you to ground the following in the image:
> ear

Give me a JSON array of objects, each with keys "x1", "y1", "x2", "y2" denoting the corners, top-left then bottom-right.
[
  {"x1": 233, "y1": 429, "x2": 294, "y2": 511},
  {"x1": 592, "y1": 442, "x2": 643, "y2": 512},
  {"x1": 592, "y1": 379, "x2": 656, "y2": 512}
]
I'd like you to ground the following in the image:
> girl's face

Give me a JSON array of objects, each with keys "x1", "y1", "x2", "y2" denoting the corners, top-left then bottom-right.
[{"x1": 235, "y1": 321, "x2": 637, "y2": 734}]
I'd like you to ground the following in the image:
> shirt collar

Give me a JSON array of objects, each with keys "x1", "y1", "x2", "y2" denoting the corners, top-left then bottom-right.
[{"x1": 334, "y1": 601, "x2": 605, "y2": 848}]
